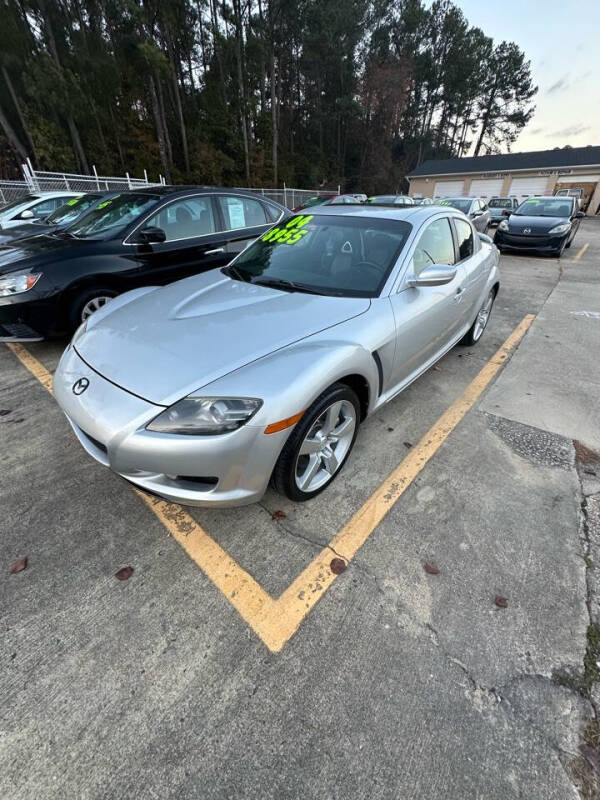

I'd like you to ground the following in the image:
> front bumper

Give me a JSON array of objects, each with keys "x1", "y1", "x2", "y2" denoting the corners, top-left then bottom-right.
[
  {"x1": 0, "y1": 291, "x2": 57, "y2": 337},
  {"x1": 54, "y1": 346, "x2": 288, "y2": 507},
  {"x1": 494, "y1": 230, "x2": 568, "y2": 252}
]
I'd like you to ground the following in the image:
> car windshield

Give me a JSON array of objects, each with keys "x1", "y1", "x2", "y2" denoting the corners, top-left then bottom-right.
[
  {"x1": 489, "y1": 198, "x2": 512, "y2": 208},
  {"x1": 44, "y1": 194, "x2": 102, "y2": 225},
  {"x1": 515, "y1": 197, "x2": 573, "y2": 217},
  {"x1": 0, "y1": 194, "x2": 40, "y2": 212},
  {"x1": 437, "y1": 198, "x2": 471, "y2": 213},
  {"x1": 225, "y1": 214, "x2": 412, "y2": 298},
  {"x1": 67, "y1": 193, "x2": 160, "y2": 239}
]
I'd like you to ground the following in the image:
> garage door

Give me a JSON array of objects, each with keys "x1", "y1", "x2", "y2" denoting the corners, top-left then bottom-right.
[
  {"x1": 468, "y1": 179, "x2": 504, "y2": 199},
  {"x1": 509, "y1": 177, "x2": 549, "y2": 203},
  {"x1": 434, "y1": 180, "x2": 464, "y2": 198}
]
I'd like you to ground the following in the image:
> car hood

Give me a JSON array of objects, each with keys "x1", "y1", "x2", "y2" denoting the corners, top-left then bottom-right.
[
  {"x1": 506, "y1": 215, "x2": 568, "y2": 233},
  {"x1": 0, "y1": 233, "x2": 89, "y2": 272},
  {"x1": 0, "y1": 222, "x2": 56, "y2": 245},
  {"x1": 75, "y1": 271, "x2": 371, "y2": 406}
]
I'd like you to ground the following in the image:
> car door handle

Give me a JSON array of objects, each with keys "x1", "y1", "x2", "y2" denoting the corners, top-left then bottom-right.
[
  {"x1": 204, "y1": 247, "x2": 225, "y2": 255},
  {"x1": 454, "y1": 287, "x2": 464, "y2": 302}
]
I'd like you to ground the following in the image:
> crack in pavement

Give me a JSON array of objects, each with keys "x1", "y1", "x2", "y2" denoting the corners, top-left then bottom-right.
[{"x1": 258, "y1": 502, "x2": 347, "y2": 561}]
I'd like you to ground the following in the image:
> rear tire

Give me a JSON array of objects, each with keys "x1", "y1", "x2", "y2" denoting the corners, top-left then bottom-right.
[
  {"x1": 272, "y1": 383, "x2": 360, "y2": 502},
  {"x1": 68, "y1": 288, "x2": 118, "y2": 331},
  {"x1": 460, "y1": 288, "x2": 496, "y2": 347}
]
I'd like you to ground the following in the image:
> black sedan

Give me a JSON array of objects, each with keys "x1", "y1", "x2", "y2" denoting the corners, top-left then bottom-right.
[
  {"x1": 0, "y1": 187, "x2": 287, "y2": 341},
  {"x1": 0, "y1": 192, "x2": 116, "y2": 245},
  {"x1": 494, "y1": 196, "x2": 584, "y2": 256}
]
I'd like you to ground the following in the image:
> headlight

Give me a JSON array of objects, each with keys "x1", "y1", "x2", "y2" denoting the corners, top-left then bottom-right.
[
  {"x1": 498, "y1": 220, "x2": 509, "y2": 232},
  {"x1": 147, "y1": 397, "x2": 262, "y2": 435},
  {"x1": 548, "y1": 222, "x2": 571, "y2": 235},
  {"x1": 0, "y1": 270, "x2": 41, "y2": 296}
]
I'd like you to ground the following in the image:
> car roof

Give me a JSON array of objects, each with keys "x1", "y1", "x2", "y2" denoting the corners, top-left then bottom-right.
[
  {"x1": 300, "y1": 204, "x2": 461, "y2": 223},
  {"x1": 117, "y1": 185, "x2": 286, "y2": 206}
]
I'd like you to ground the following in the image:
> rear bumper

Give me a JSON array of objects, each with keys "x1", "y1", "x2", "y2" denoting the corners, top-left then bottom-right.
[{"x1": 54, "y1": 346, "x2": 287, "y2": 508}]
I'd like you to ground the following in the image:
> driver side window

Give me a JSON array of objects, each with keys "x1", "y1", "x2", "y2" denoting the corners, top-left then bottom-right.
[{"x1": 412, "y1": 218, "x2": 455, "y2": 275}]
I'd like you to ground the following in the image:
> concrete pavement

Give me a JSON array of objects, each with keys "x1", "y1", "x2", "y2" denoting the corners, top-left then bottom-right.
[{"x1": 1, "y1": 223, "x2": 599, "y2": 798}]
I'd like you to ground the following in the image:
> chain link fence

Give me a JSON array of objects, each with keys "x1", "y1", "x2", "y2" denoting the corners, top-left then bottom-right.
[
  {"x1": 0, "y1": 161, "x2": 163, "y2": 207},
  {"x1": 0, "y1": 161, "x2": 339, "y2": 211},
  {"x1": 237, "y1": 186, "x2": 339, "y2": 210}
]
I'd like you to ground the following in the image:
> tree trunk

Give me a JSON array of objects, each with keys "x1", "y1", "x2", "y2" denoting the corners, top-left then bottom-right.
[
  {"x1": 156, "y1": 75, "x2": 173, "y2": 168},
  {"x1": 2, "y1": 66, "x2": 37, "y2": 164},
  {"x1": 149, "y1": 75, "x2": 171, "y2": 182},
  {"x1": 0, "y1": 101, "x2": 28, "y2": 162},
  {"x1": 167, "y1": 40, "x2": 190, "y2": 174},
  {"x1": 233, "y1": 0, "x2": 251, "y2": 184}
]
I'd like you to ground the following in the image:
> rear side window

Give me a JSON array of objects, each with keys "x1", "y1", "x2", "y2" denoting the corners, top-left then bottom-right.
[
  {"x1": 412, "y1": 218, "x2": 455, "y2": 274},
  {"x1": 218, "y1": 196, "x2": 268, "y2": 230},
  {"x1": 146, "y1": 196, "x2": 216, "y2": 240},
  {"x1": 454, "y1": 218, "x2": 474, "y2": 261},
  {"x1": 264, "y1": 201, "x2": 283, "y2": 222}
]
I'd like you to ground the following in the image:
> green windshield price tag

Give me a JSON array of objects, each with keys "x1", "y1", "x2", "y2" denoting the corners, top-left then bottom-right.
[
  {"x1": 438, "y1": 200, "x2": 451, "y2": 205},
  {"x1": 261, "y1": 214, "x2": 314, "y2": 245},
  {"x1": 96, "y1": 200, "x2": 112, "y2": 210},
  {"x1": 525, "y1": 199, "x2": 540, "y2": 204},
  {"x1": 66, "y1": 197, "x2": 80, "y2": 206}
]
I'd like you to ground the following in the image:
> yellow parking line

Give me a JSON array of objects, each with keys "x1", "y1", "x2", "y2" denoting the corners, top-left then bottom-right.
[
  {"x1": 573, "y1": 242, "x2": 589, "y2": 262},
  {"x1": 5, "y1": 313, "x2": 535, "y2": 652},
  {"x1": 5, "y1": 342, "x2": 54, "y2": 393}
]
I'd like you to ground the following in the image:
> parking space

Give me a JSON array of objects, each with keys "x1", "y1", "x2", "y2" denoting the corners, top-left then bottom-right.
[{"x1": 2, "y1": 222, "x2": 599, "y2": 798}]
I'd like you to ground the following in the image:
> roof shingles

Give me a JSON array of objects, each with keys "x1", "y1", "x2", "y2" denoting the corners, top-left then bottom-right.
[{"x1": 408, "y1": 146, "x2": 600, "y2": 178}]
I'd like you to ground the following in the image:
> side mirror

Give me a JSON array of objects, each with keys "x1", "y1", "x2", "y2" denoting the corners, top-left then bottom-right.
[
  {"x1": 136, "y1": 226, "x2": 166, "y2": 244},
  {"x1": 501, "y1": 209, "x2": 512, "y2": 217},
  {"x1": 471, "y1": 210, "x2": 483, "y2": 217},
  {"x1": 576, "y1": 211, "x2": 585, "y2": 219},
  {"x1": 19, "y1": 209, "x2": 35, "y2": 220},
  {"x1": 407, "y1": 264, "x2": 457, "y2": 288},
  {"x1": 478, "y1": 232, "x2": 493, "y2": 245}
]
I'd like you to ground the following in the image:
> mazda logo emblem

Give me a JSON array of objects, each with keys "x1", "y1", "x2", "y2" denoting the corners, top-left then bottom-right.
[
  {"x1": 72, "y1": 377, "x2": 89, "y2": 395},
  {"x1": 523, "y1": 227, "x2": 531, "y2": 234}
]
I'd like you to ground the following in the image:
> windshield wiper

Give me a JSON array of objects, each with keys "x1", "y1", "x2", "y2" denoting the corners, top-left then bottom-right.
[
  {"x1": 222, "y1": 264, "x2": 251, "y2": 282},
  {"x1": 252, "y1": 277, "x2": 337, "y2": 296},
  {"x1": 52, "y1": 230, "x2": 79, "y2": 239}
]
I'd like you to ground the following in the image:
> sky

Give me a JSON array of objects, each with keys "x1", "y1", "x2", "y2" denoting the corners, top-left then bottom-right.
[{"x1": 430, "y1": 0, "x2": 600, "y2": 154}]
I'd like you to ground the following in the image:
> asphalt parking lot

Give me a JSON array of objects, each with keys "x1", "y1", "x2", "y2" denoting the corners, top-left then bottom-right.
[{"x1": 2, "y1": 221, "x2": 600, "y2": 799}]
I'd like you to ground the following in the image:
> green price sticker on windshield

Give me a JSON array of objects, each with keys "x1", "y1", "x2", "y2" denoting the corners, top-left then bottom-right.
[
  {"x1": 66, "y1": 197, "x2": 80, "y2": 206},
  {"x1": 261, "y1": 214, "x2": 314, "y2": 246},
  {"x1": 96, "y1": 200, "x2": 112, "y2": 210},
  {"x1": 438, "y1": 200, "x2": 451, "y2": 206}
]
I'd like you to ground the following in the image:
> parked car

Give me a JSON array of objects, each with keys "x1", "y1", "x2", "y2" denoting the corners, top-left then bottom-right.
[
  {"x1": 366, "y1": 195, "x2": 415, "y2": 205},
  {"x1": 0, "y1": 187, "x2": 287, "y2": 341},
  {"x1": 487, "y1": 197, "x2": 519, "y2": 226},
  {"x1": 435, "y1": 197, "x2": 490, "y2": 232},
  {"x1": 413, "y1": 197, "x2": 433, "y2": 206},
  {"x1": 0, "y1": 192, "x2": 117, "y2": 245},
  {"x1": 54, "y1": 204, "x2": 499, "y2": 507},
  {"x1": 554, "y1": 188, "x2": 584, "y2": 209},
  {"x1": 291, "y1": 194, "x2": 337, "y2": 212},
  {"x1": 494, "y1": 195, "x2": 583, "y2": 256},
  {"x1": 327, "y1": 194, "x2": 364, "y2": 205},
  {"x1": 0, "y1": 191, "x2": 80, "y2": 231}
]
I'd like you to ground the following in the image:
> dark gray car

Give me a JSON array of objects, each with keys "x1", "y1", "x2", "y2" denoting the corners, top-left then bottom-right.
[
  {"x1": 487, "y1": 197, "x2": 519, "y2": 226},
  {"x1": 436, "y1": 197, "x2": 491, "y2": 232}
]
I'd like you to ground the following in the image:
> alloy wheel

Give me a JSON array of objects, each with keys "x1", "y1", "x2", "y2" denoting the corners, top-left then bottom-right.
[
  {"x1": 294, "y1": 399, "x2": 357, "y2": 492},
  {"x1": 472, "y1": 290, "x2": 494, "y2": 341},
  {"x1": 81, "y1": 296, "x2": 113, "y2": 321}
]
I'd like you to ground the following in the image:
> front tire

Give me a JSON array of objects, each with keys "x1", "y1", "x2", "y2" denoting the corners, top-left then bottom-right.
[
  {"x1": 68, "y1": 287, "x2": 117, "y2": 331},
  {"x1": 272, "y1": 383, "x2": 360, "y2": 501}
]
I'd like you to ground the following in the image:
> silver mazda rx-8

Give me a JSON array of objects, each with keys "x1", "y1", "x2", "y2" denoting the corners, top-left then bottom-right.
[{"x1": 54, "y1": 205, "x2": 500, "y2": 507}]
